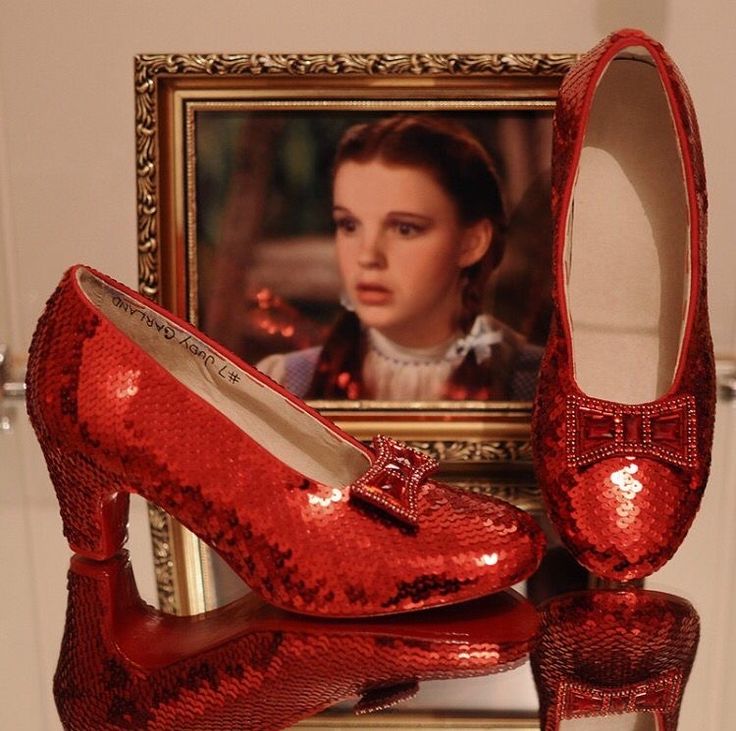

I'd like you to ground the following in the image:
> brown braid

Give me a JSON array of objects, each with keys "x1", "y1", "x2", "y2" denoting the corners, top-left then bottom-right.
[{"x1": 306, "y1": 310, "x2": 365, "y2": 399}]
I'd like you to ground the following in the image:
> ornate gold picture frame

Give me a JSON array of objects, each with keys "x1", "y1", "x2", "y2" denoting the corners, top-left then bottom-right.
[{"x1": 134, "y1": 50, "x2": 575, "y2": 728}]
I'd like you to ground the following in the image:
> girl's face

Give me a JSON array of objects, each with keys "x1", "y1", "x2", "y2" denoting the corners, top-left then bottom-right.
[{"x1": 332, "y1": 159, "x2": 491, "y2": 348}]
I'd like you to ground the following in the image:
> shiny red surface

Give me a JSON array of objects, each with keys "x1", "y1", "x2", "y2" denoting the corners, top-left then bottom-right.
[
  {"x1": 350, "y1": 435, "x2": 438, "y2": 526},
  {"x1": 531, "y1": 589, "x2": 699, "y2": 730},
  {"x1": 54, "y1": 552, "x2": 539, "y2": 730},
  {"x1": 532, "y1": 28, "x2": 716, "y2": 580},
  {"x1": 26, "y1": 265, "x2": 544, "y2": 617}
]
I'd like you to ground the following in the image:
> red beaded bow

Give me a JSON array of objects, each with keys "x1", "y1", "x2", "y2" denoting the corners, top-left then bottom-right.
[
  {"x1": 350, "y1": 435, "x2": 439, "y2": 527},
  {"x1": 558, "y1": 668, "x2": 683, "y2": 720},
  {"x1": 566, "y1": 394, "x2": 697, "y2": 469}
]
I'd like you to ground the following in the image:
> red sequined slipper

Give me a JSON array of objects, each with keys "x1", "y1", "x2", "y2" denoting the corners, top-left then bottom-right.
[
  {"x1": 26, "y1": 265, "x2": 544, "y2": 617},
  {"x1": 532, "y1": 28, "x2": 716, "y2": 580},
  {"x1": 55, "y1": 552, "x2": 539, "y2": 730},
  {"x1": 531, "y1": 589, "x2": 699, "y2": 731}
]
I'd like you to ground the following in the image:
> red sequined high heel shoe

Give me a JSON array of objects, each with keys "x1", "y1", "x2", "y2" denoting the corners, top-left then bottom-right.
[
  {"x1": 55, "y1": 551, "x2": 539, "y2": 730},
  {"x1": 532, "y1": 28, "x2": 716, "y2": 580},
  {"x1": 531, "y1": 589, "x2": 699, "y2": 730},
  {"x1": 26, "y1": 265, "x2": 544, "y2": 617}
]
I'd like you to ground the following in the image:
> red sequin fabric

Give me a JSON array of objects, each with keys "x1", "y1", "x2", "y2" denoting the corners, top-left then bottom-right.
[
  {"x1": 26, "y1": 265, "x2": 544, "y2": 617},
  {"x1": 531, "y1": 589, "x2": 699, "y2": 730},
  {"x1": 54, "y1": 552, "x2": 539, "y2": 730},
  {"x1": 532, "y1": 29, "x2": 716, "y2": 580}
]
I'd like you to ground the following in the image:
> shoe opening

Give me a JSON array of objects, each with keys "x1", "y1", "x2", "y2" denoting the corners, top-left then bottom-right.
[{"x1": 565, "y1": 45, "x2": 691, "y2": 404}]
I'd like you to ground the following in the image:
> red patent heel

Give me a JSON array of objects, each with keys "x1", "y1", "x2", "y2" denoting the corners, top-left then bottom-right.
[{"x1": 27, "y1": 265, "x2": 544, "y2": 617}]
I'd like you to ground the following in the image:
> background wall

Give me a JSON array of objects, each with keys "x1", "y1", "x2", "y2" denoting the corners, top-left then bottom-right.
[{"x1": 1, "y1": 1, "x2": 734, "y2": 729}]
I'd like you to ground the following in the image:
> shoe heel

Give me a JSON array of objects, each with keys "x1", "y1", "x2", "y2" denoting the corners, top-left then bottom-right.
[{"x1": 45, "y1": 447, "x2": 130, "y2": 560}]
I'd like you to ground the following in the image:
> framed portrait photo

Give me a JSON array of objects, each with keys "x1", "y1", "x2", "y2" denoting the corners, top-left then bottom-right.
[{"x1": 135, "y1": 51, "x2": 576, "y2": 622}]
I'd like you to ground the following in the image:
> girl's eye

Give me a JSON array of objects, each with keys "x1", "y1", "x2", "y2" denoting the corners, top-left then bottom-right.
[
  {"x1": 334, "y1": 217, "x2": 358, "y2": 234},
  {"x1": 393, "y1": 221, "x2": 423, "y2": 237}
]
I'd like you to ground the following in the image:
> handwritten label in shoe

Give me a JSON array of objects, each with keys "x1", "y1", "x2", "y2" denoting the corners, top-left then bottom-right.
[{"x1": 110, "y1": 294, "x2": 244, "y2": 386}]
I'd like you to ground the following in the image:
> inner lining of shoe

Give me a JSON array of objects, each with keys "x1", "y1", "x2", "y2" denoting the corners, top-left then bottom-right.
[
  {"x1": 566, "y1": 45, "x2": 690, "y2": 404},
  {"x1": 77, "y1": 268, "x2": 370, "y2": 488},
  {"x1": 560, "y1": 712, "x2": 659, "y2": 731}
]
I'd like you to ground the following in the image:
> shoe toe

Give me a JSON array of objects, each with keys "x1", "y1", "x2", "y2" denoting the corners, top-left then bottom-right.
[
  {"x1": 561, "y1": 456, "x2": 702, "y2": 580},
  {"x1": 422, "y1": 484, "x2": 545, "y2": 598},
  {"x1": 349, "y1": 483, "x2": 545, "y2": 615}
]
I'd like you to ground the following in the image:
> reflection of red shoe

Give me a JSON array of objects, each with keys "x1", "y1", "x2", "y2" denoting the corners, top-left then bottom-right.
[
  {"x1": 531, "y1": 589, "x2": 699, "y2": 730},
  {"x1": 532, "y1": 28, "x2": 716, "y2": 580},
  {"x1": 55, "y1": 552, "x2": 539, "y2": 730},
  {"x1": 27, "y1": 265, "x2": 544, "y2": 617}
]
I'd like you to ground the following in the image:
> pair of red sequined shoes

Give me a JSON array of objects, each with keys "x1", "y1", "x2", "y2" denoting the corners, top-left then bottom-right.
[
  {"x1": 532, "y1": 28, "x2": 716, "y2": 581},
  {"x1": 26, "y1": 28, "x2": 713, "y2": 625}
]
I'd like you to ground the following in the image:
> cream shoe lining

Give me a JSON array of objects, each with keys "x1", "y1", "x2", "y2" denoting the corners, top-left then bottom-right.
[
  {"x1": 566, "y1": 47, "x2": 690, "y2": 404},
  {"x1": 78, "y1": 268, "x2": 370, "y2": 488}
]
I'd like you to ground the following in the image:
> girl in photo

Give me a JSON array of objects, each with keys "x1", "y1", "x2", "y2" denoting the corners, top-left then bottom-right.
[{"x1": 258, "y1": 115, "x2": 541, "y2": 401}]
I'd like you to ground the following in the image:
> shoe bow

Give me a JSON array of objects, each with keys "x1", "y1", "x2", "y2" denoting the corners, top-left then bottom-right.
[
  {"x1": 350, "y1": 435, "x2": 439, "y2": 527},
  {"x1": 566, "y1": 394, "x2": 697, "y2": 469},
  {"x1": 558, "y1": 667, "x2": 684, "y2": 719}
]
